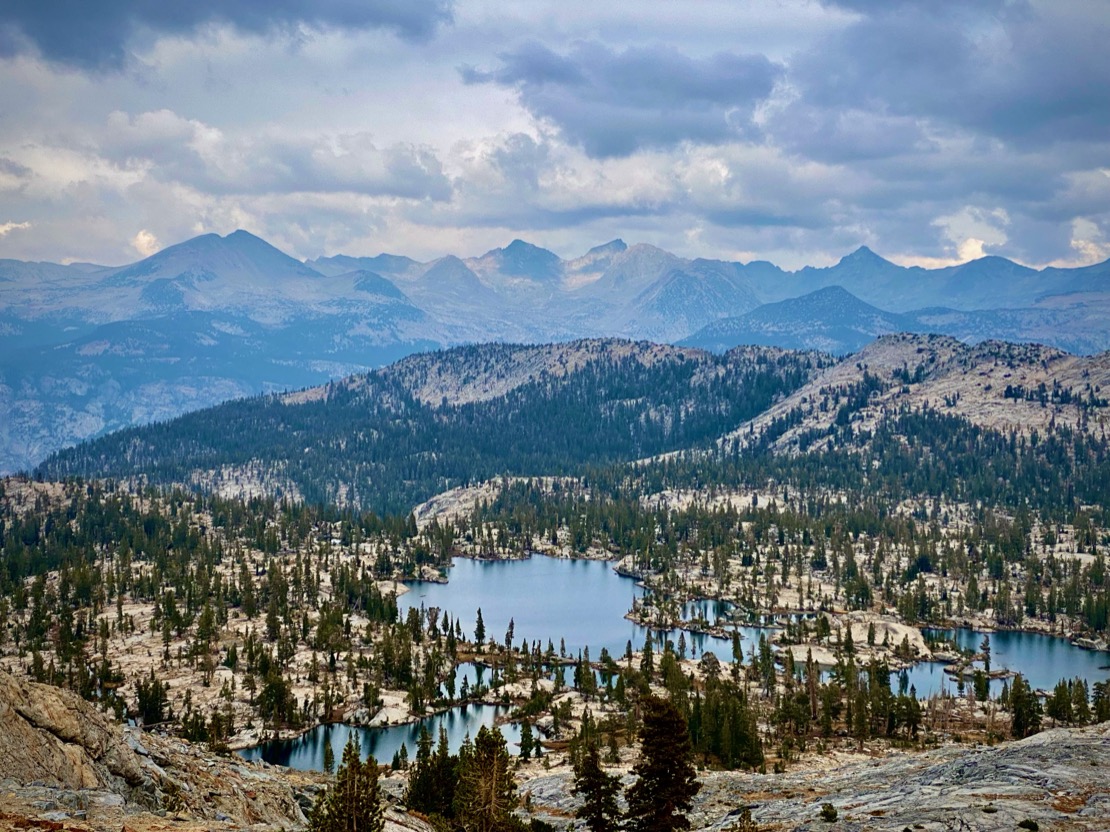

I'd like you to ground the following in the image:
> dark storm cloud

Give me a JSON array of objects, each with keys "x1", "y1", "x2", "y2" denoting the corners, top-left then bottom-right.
[
  {"x1": 820, "y1": 0, "x2": 1012, "y2": 13},
  {"x1": 794, "y1": 1, "x2": 1110, "y2": 148},
  {"x1": 462, "y1": 41, "x2": 782, "y2": 157},
  {"x1": 0, "y1": 0, "x2": 453, "y2": 69},
  {"x1": 768, "y1": 105, "x2": 933, "y2": 164}
]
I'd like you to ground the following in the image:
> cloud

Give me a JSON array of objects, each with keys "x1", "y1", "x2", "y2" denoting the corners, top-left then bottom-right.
[
  {"x1": 101, "y1": 110, "x2": 453, "y2": 200},
  {"x1": 131, "y1": 228, "x2": 160, "y2": 257},
  {"x1": 0, "y1": 0, "x2": 454, "y2": 69},
  {"x1": 0, "y1": 1, "x2": 1107, "y2": 270},
  {"x1": 892, "y1": 206, "x2": 1011, "y2": 267},
  {"x1": 1061, "y1": 218, "x2": 1110, "y2": 267},
  {"x1": 793, "y1": 1, "x2": 1110, "y2": 149},
  {"x1": 932, "y1": 205, "x2": 1010, "y2": 254},
  {"x1": 0, "y1": 220, "x2": 31, "y2": 237},
  {"x1": 462, "y1": 41, "x2": 783, "y2": 157}
]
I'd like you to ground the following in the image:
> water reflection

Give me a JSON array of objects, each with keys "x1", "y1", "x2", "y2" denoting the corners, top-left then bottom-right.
[
  {"x1": 242, "y1": 556, "x2": 1109, "y2": 770},
  {"x1": 238, "y1": 704, "x2": 522, "y2": 772}
]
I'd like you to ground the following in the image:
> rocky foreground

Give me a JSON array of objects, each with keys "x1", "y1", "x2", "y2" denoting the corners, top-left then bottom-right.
[
  {"x1": 524, "y1": 725, "x2": 1110, "y2": 832},
  {"x1": 3, "y1": 664, "x2": 1109, "y2": 832},
  {"x1": 0, "y1": 668, "x2": 317, "y2": 831}
]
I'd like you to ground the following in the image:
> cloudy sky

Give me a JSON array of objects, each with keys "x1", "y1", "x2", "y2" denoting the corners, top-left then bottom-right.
[{"x1": 0, "y1": 0, "x2": 1107, "y2": 269}]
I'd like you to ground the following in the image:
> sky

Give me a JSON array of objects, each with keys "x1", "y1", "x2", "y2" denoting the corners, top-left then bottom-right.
[{"x1": 0, "y1": 0, "x2": 1108, "y2": 270}]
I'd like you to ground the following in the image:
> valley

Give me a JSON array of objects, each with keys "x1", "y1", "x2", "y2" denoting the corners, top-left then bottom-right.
[{"x1": 3, "y1": 332, "x2": 1110, "y2": 829}]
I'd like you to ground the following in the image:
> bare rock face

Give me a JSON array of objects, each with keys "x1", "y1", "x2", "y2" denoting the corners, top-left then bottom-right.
[
  {"x1": 0, "y1": 669, "x2": 149, "y2": 797},
  {"x1": 521, "y1": 723, "x2": 1110, "y2": 831},
  {"x1": 0, "y1": 668, "x2": 315, "y2": 829}
]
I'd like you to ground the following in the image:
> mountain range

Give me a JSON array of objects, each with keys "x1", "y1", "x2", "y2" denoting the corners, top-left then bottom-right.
[
  {"x1": 3, "y1": 229, "x2": 1110, "y2": 472},
  {"x1": 37, "y1": 333, "x2": 1110, "y2": 517}
]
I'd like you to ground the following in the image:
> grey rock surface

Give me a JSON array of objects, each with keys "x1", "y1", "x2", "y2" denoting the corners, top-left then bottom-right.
[{"x1": 522, "y1": 724, "x2": 1110, "y2": 831}]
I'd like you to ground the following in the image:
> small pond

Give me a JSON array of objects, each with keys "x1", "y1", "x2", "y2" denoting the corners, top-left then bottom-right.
[{"x1": 239, "y1": 704, "x2": 522, "y2": 771}]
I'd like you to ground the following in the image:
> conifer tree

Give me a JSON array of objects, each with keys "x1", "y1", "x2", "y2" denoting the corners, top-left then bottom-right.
[
  {"x1": 519, "y1": 720, "x2": 535, "y2": 760},
  {"x1": 310, "y1": 735, "x2": 384, "y2": 832},
  {"x1": 454, "y1": 726, "x2": 517, "y2": 832},
  {"x1": 573, "y1": 743, "x2": 621, "y2": 832},
  {"x1": 475, "y1": 608, "x2": 486, "y2": 647},
  {"x1": 625, "y1": 695, "x2": 700, "y2": 832},
  {"x1": 1009, "y1": 674, "x2": 1042, "y2": 738}
]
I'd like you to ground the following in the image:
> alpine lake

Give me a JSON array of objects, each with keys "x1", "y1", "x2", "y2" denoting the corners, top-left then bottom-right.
[{"x1": 239, "y1": 554, "x2": 1110, "y2": 771}]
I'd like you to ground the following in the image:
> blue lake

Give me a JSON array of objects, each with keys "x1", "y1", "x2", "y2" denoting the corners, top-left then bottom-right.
[
  {"x1": 242, "y1": 554, "x2": 1109, "y2": 770},
  {"x1": 238, "y1": 704, "x2": 522, "y2": 772},
  {"x1": 397, "y1": 555, "x2": 769, "y2": 663}
]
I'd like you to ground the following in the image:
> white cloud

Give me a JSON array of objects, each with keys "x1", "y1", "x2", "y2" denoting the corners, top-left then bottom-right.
[
  {"x1": 131, "y1": 229, "x2": 161, "y2": 257},
  {"x1": 1044, "y1": 217, "x2": 1110, "y2": 268},
  {"x1": 893, "y1": 206, "x2": 1011, "y2": 267},
  {"x1": 0, "y1": 220, "x2": 31, "y2": 237}
]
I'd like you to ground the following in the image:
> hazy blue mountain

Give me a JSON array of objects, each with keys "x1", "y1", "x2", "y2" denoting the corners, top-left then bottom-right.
[
  {"x1": 476, "y1": 239, "x2": 563, "y2": 282},
  {"x1": 621, "y1": 264, "x2": 761, "y2": 342},
  {"x1": 307, "y1": 252, "x2": 420, "y2": 277},
  {"x1": 563, "y1": 239, "x2": 629, "y2": 290},
  {"x1": 0, "y1": 231, "x2": 443, "y2": 473},
  {"x1": 5, "y1": 227, "x2": 1110, "y2": 473},
  {"x1": 762, "y1": 245, "x2": 1110, "y2": 312},
  {"x1": 104, "y1": 229, "x2": 320, "y2": 288},
  {"x1": 347, "y1": 270, "x2": 410, "y2": 301},
  {"x1": 685, "y1": 285, "x2": 1110, "y2": 357},
  {"x1": 418, "y1": 255, "x2": 487, "y2": 296},
  {"x1": 682, "y1": 286, "x2": 914, "y2": 354},
  {"x1": 580, "y1": 243, "x2": 685, "y2": 298},
  {"x1": 904, "y1": 304, "x2": 1110, "y2": 356}
]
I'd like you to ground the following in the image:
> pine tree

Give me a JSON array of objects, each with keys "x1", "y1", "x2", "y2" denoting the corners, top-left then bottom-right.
[
  {"x1": 475, "y1": 608, "x2": 486, "y2": 647},
  {"x1": 519, "y1": 720, "x2": 535, "y2": 760},
  {"x1": 1009, "y1": 674, "x2": 1042, "y2": 738},
  {"x1": 625, "y1": 695, "x2": 701, "y2": 832},
  {"x1": 573, "y1": 744, "x2": 621, "y2": 832},
  {"x1": 454, "y1": 726, "x2": 517, "y2": 832},
  {"x1": 310, "y1": 735, "x2": 384, "y2": 832}
]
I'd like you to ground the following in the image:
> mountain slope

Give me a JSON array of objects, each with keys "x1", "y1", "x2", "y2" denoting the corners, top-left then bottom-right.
[
  {"x1": 0, "y1": 232, "x2": 446, "y2": 473},
  {"x1": 682, "y1": 286, "x2": 914, "y2": 354},
  {"x1": 723, "y1": 333, "x2": 1110, "y2": 456},
  {"x1": 37, "y1": 339, "x2": 828, "y2": 513}
]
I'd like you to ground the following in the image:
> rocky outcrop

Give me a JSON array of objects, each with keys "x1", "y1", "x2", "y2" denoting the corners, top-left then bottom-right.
[
  {"x1": 0, "y1": 669, "x2": 315, "y2": 829},
  {"x1": 0, "y1": 669, "x2": 150, "y2": 799},
  {"x1": 522, "y1": 723, "x2": 1110, "y2": 831}
]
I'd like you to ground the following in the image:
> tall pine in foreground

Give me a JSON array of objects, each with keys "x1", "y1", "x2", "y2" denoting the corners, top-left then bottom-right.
[
  {"x1": 406, "y1": 726, "x2": 458, "y2": 820},
  {"x1": 625, "y1": 695, "x2": 701, "y2": 832},
  {"x1": 310, "y1": 735, "x2": 384, "y2": 832},
  {"x1": 454, "y1": 726, "x2": 518, "y2": 832},
  {"x1": 573, "y1": 743, "x2": 622, "y2": 832}
]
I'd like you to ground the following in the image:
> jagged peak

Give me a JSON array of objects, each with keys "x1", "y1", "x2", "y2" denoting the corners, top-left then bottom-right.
[
  {"x1": 585, "y1": 239, "x2": 627, "y2": 256},
  {"x1": 223, "y1": 228, "x2": 265, "y2": 243},
  {"x1": 837, "y1": 245, "x2": 892, "y2": 267}
]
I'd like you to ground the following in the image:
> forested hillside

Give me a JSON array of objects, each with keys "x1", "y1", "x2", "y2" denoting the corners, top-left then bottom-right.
[{"x1": 39, "y1": 340, "x2": 826, "y2": 514}]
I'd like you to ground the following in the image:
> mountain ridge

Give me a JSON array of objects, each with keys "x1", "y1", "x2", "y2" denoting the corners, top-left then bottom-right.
[
  {"x1": 4, "y1": 228, "x2": 1110, "y2": 473},
  {"x1": 36, "y1": 332, "x2": 1110, "y2": 518}
]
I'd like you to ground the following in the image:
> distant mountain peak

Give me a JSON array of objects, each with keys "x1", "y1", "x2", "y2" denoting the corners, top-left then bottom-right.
[
  {"x1": 586, "y1": 239, "x2": 627, "y2": 256},
  {"x1": 481, "y1": 238, "x2": 563, "y2": 281},
  {"x1": 224, "y1": 229, "x2": 263, "y2": 242},
  {"x1": 503, "y1": 238, "x2": 542, "y2": 253},
  {"x1": 680, "y1": 285, "x2": 912, "y2": 355},
  {"x1": 837, "y1": 245, "x2": 891, "y2": 267},
  {"x1": 808, "y1": 284, "x2": 857, "y2": 300}
]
